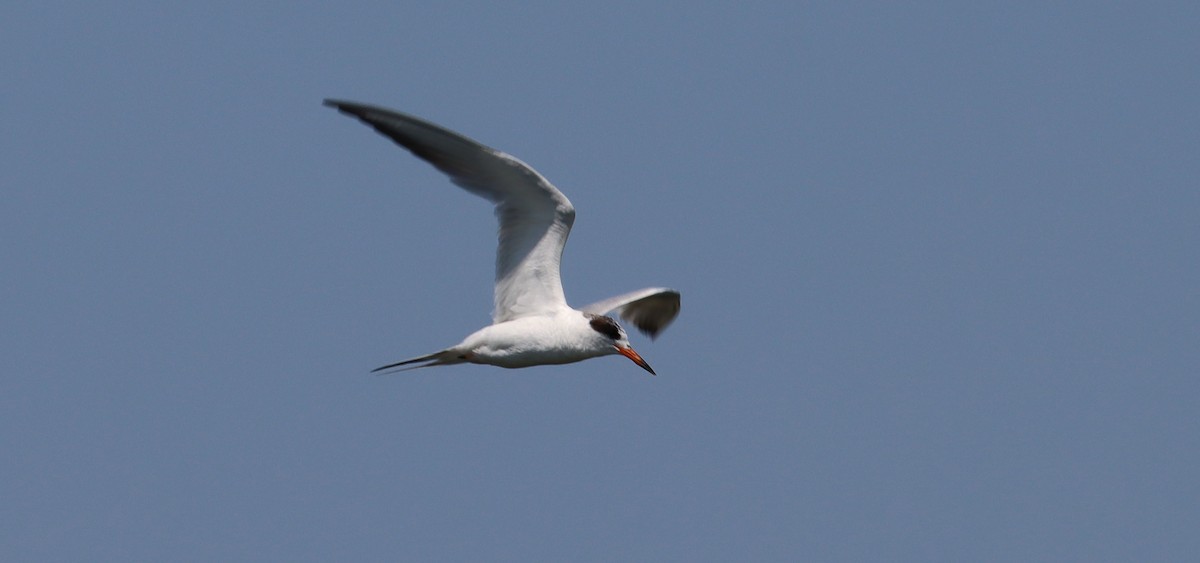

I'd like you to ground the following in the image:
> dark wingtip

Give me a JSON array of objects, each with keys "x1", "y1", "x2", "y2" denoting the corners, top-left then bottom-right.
[{"x1": 634, "y1": 322, "x2": 668, "y2": 340}]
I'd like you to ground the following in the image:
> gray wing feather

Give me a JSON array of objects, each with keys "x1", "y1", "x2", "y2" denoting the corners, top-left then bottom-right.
[
  {"x1": 580, "y1": 288, "x2": 681, "y2": 339},
  {"x1": 326, "y1": 100, "x2": 575, "y2": 322}
]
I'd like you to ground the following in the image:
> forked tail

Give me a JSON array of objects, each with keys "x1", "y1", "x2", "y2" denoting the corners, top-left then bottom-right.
[{"x1": 371, "y1": 349, "x2": 466, "y2": 374}]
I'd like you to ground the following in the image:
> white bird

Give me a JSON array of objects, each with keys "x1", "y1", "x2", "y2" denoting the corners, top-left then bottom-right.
[{"x1": 325, "y1": 100, "x2": 681, "y2": 375}]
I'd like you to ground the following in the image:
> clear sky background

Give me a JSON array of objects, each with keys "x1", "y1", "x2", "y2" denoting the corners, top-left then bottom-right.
[{"x1": 3, "y1": 2, "x2": 1197, "y2": 561}]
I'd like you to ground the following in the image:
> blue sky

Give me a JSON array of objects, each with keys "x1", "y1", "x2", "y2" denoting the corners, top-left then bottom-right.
[{"x1": 3, "y1": 2, "x2": 1198, "y2": 561}]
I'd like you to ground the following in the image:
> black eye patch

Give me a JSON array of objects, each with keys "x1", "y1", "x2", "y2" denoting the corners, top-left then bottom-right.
[{"x1": 586, "y1": 314, "x2": 622, "y2": 340}]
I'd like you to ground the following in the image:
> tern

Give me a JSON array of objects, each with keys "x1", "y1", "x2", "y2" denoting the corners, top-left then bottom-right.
[{"x1": 325, "y1": 100, "x2": 681, "y2": 375}]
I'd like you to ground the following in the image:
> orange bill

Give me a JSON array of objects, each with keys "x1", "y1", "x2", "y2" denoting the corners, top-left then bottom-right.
[{"x1": 617, "y1": 345, "x2": 656, "y2": 376}]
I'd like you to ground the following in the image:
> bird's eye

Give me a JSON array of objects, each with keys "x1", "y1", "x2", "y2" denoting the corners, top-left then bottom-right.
[{"x1": 587, "y1": 314, "x2": 623, "y2": 340}]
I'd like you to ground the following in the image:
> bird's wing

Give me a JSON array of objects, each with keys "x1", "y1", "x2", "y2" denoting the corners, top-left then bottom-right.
[
  {"x1": 326, "y1": 100, "x2": 575, "y2": 322},
  {"x1": 580, "y1": 288, "x2": 681, "y2": 339}
]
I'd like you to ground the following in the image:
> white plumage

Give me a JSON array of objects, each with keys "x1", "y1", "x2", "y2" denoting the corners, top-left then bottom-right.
[{"x1": 326, "y1": 100, "x2": 680, "y2": 374}]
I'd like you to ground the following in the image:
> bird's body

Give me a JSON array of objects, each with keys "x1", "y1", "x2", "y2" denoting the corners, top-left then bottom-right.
[
  {"x1": 325, "y1": 100, "x2": 680, "y2": 375},
  {"x1": 400, "y1": 312, "x2": 624, "y2": 369}
]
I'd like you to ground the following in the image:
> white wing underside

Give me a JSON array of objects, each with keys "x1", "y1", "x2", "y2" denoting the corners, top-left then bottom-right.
[{"x1": 325, "y1": 100, "x2": 574, "y2": 322}]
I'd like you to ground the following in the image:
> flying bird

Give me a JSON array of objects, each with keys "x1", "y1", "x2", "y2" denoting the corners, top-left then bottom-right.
[{"x1": 325, "y1": 100, "x2": 681, "y2": 375}]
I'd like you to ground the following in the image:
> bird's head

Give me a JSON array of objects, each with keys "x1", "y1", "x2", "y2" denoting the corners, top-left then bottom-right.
[{"x1": 586, "y1": 314, "x2": 655, "y2": 375}]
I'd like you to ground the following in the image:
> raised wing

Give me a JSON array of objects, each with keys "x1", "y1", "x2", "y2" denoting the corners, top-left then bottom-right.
[
  {"x1": 581, "y1": 288, "x2": 681, "y2": 339},
  {"x1": 325, "y1": 100, "x2": 575, "y2": 322}
]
